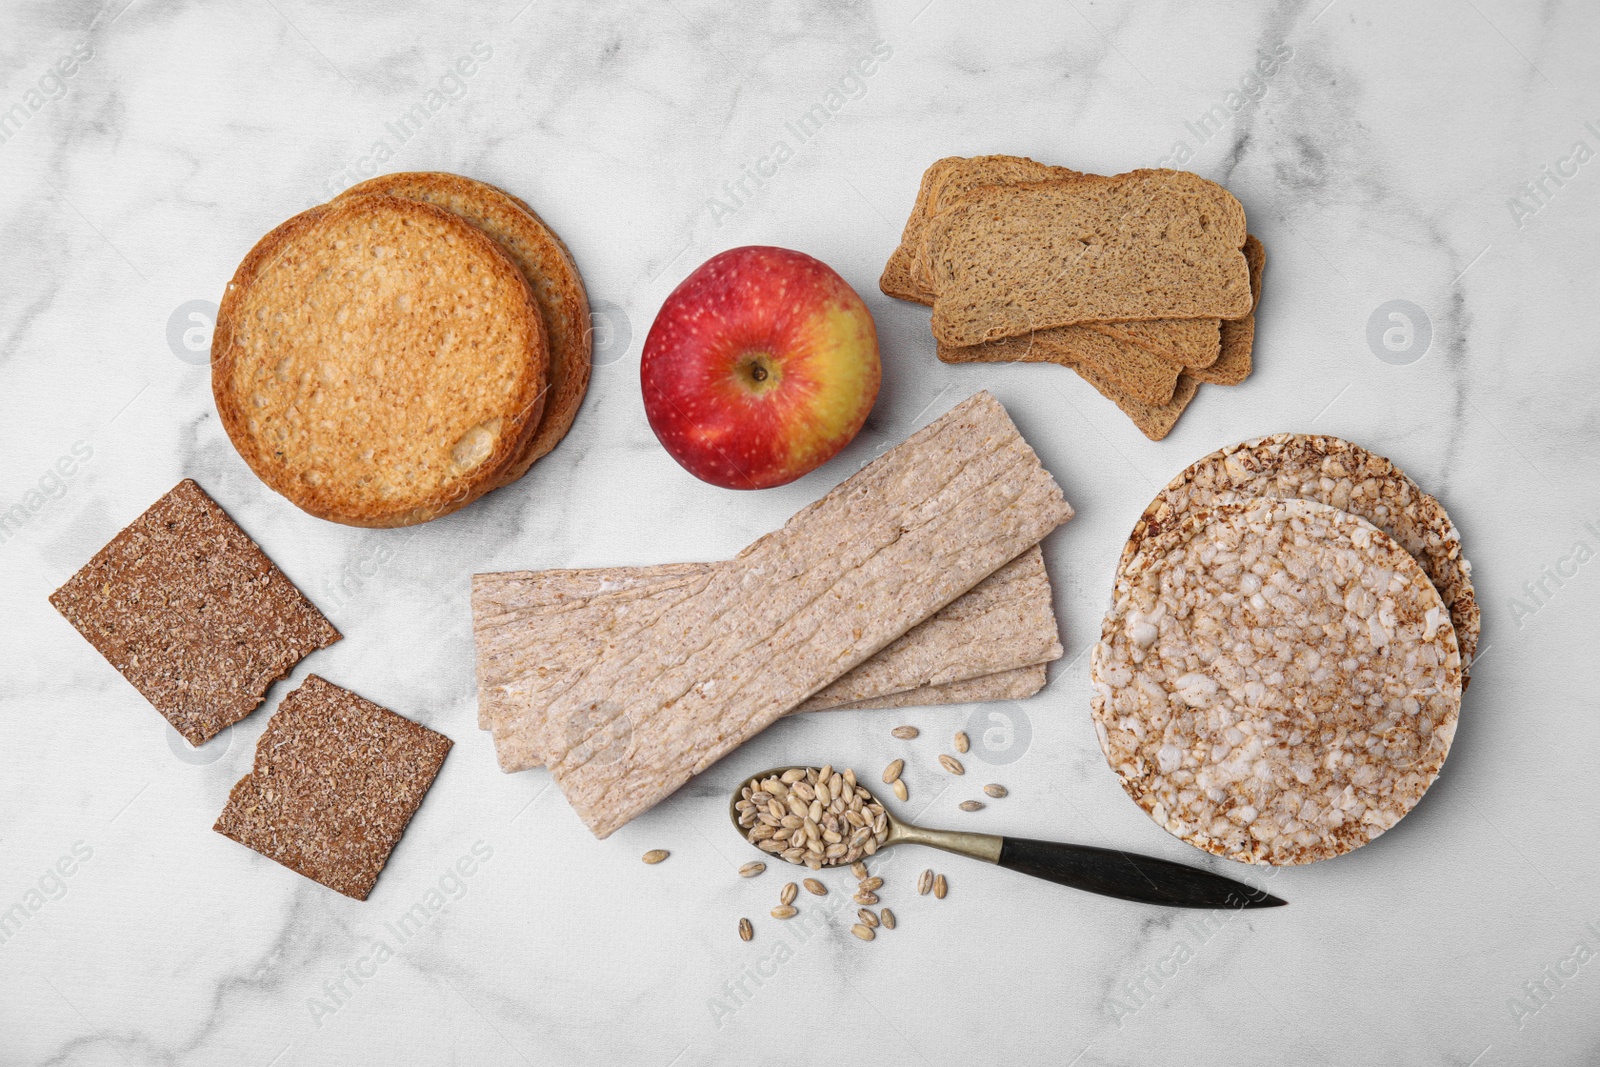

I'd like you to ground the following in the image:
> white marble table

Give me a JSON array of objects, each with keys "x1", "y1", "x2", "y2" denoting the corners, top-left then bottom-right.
[{"x1": 3, "y1": 1, "x2": 1598, "y2": 1063}]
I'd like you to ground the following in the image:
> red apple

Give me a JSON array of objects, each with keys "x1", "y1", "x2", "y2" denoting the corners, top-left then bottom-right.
[{"x1": 641, "y1": 246, "x2": 880, "y2": 490}]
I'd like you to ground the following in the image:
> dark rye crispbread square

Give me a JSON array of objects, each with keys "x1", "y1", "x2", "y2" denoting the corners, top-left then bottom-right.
[
  {"x1": 48, "y1": 479, "x2": 340, "y2": 745},
  {"x1": 214, "y1": 675, "x2": 452, "y2": 900}
]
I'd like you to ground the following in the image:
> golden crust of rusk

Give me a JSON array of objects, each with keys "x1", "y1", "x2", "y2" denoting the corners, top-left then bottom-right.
[
  {"x1": 212, "y1": 193, "x2": 548, "y2": 527},
  {"x1": 336, "y1": 172, "x2": 592, "y2": 478}
]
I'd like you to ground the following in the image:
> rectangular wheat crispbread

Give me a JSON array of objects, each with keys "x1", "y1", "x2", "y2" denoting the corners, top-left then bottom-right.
[
  {"x1": 796, "y1": 543, "x2": 1060, "y2": 709},
  {"x1": 472, "y1": 562, "x2": 708, "y2": 733},
  {"x1": 476, "y1": 545, "x2": 1061, "y2": 767},
  {"x1": 213, "y1": 675, "x2": 451, "y2": 900},
  {"x1": 476, "y1": 551, "x2": 1061, "y2": 772},
  {"x1": 926, "y1": 170, "x2": 1252, "y2": 346},
  {"x1": 936, "y1": 330, "x2": 1180, "y2": 406},
  {"x1": 883, "y1": 157, "x2": 1225, "y2": 368},
  {"x1": 1188, "y1": 234, "x2": 1264, "y2": 386},
  {"x1": 533, "y1": 392, "x2": 1072, "y2": 837},
  {"x1": 829, "y1": 662, "x2": 1048, "y2": 711},
  {"x1": 48, "y1": 478, "x2": 341, "y2": 746}
]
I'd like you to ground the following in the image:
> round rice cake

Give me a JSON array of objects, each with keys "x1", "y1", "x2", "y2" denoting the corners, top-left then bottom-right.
[
  {"x1": 1118, "y1": 433, "x2": 1478, "y2": 674},
  {"x1": 1092, "y1": 498, "x2": 1463, "y2": 865},
  {"x1": 336, "y1": 173, "x2": 591, "y2": 480},
  {"x1": 212, "y1": 193, "x2": 548, "y2": 527}
]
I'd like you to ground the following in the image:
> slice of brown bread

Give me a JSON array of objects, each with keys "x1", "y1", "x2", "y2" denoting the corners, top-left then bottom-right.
[
  {"x1": 937, "y1": 329, "x2": 1179, "y2": 406},
  {"x1": 337, "y1": 173, "x2": 591, "y2": 480},
  {"x1": 883, "y1": 155, "x2": 1081, "y2": 302},
  {"x1": 1188, "y1": 234, "x2": 1264, "y2": 386},
  {"x1": 1076, "y1": 367, "x2": 1200, "y2": 441},
  {"x1": 212, "y1": 194, "x2": 548, "y2": 527},
  {"x1": 887, "y1": 157, "x2": 1225, "y2": 368},
  {"x1": 880, "y1": 157, "x2": 964, "y2": 302},
  {"x1": 1086, "y1": 318, "x2": 1221, "y2": 368},
  {"x1": 927, "y1": 170, "x2": 1252, "y2": 346}
]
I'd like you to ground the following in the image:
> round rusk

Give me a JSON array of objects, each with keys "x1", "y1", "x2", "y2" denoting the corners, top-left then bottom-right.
[
  {"x1": 337, "y1": 172, "x2": 592, "y2": 481},
  {"x1": 1093, "y1": 498, "x2": 1463, "y2": 865},
  {"x1": 212, "y1": 193, "x2": 548, "y2": 526}
]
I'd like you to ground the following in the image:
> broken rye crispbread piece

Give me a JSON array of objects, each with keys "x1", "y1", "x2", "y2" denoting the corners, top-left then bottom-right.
[
  {"x1": 927, "y1": 170, "x2": 1252, "y2": 346},
  {"x1": 543, "y1": 391, "x2": 1071, "y2": 837},
  {"x1": 474, "y1": 545, "x2": 1062, "y2": 768},
  {"x1": 214, "y1": 675, "x2": 451, "y2": 900},
  {"x1": 48, "y1": 479, "x2": 340, "y2": 745},
  {"x1": 1092, "y1": 499, "x2": 1461, "y2": 865}
]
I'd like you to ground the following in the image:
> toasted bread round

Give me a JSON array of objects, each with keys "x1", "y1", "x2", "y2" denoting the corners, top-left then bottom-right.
[
  {"x1": 336, "y1": 173, "x2": 591, "y2": 482},
  {"x1": 212, "y1": 194, "x2": 548, "y2": 527}
]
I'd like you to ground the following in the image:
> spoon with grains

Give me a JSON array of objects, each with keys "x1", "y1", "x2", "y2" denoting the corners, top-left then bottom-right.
[{"x1": 731, "y1": 765, "x2": 1285, "y2": 909}]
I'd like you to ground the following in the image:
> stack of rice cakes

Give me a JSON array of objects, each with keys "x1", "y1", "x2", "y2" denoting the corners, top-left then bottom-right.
[{"x1": 1091, "y1": 435, "x2": 1477, "y2": 865}]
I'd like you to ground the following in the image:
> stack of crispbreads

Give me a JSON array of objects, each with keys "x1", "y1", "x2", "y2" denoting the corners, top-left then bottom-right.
[
  {"x1": 881, "y1": 156, "x2": 1263, "y2": 440},
  {"x1": 472, "y1": 392, "x2": 1074, "y2": 838}
]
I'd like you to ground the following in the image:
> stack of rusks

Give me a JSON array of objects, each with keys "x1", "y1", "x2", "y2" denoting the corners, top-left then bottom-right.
[
  {"x1": 881, "y1": 156, "x2": 1263, "y2": 440},
  {"x1": 211, "y1": 173, "x2": 591, "y2": 527}
]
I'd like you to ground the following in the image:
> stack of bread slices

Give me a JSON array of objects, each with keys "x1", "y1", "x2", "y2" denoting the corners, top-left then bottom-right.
[{"x1": 881, "y1": 156, "x2": 1263, "y2": 440}]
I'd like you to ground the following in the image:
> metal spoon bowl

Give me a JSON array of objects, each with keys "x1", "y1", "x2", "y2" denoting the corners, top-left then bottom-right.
[{"x1": 731, "y1": 765, "x2": 1286, "y2": 910}]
